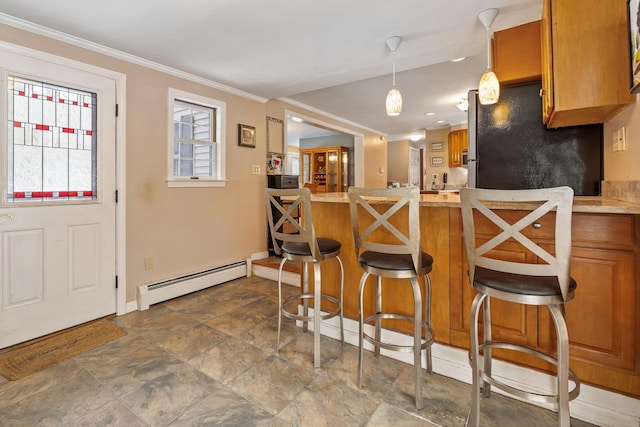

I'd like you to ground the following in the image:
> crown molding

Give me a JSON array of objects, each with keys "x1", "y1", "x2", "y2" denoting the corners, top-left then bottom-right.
[{"x1": 0, "y1": 13, "x2": 268, "y2": 103}]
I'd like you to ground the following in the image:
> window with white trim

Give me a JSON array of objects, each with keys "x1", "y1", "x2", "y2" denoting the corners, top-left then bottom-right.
[{"x1": 167, "y1": 88, "x2": 226, "y2": 187}]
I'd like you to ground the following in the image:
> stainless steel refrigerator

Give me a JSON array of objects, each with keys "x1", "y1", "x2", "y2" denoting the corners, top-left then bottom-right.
[{"x1": 467, "y1": 82, "x2": 603, "y2": 196}]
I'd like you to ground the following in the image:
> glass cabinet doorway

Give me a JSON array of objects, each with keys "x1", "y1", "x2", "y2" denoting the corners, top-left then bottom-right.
[{"x1": 300, "y1": 146, "x2": 349, "y2": 193}]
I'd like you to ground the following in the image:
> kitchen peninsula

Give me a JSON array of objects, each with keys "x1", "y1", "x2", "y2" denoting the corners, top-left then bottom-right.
[{"x1": 303, "y1": 192, "x2": 640, "y2": 404}]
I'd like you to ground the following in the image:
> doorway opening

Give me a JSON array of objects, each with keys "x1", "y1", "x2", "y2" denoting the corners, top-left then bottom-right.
[{"x1": 284, "y1": 110, "x2": 363, "y2": 189}]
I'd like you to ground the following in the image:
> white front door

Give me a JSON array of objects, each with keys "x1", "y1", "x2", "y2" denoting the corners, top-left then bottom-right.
[{"x1": 0, "y1": 50, "x2": 117, "y2": 348}]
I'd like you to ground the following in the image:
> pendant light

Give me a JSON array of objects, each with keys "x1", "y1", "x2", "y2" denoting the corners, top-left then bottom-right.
[
  {"x1": 385, "y1": 36, "x2": 403, "y2": 116},
  {"x1": 477, "y1": 8, "x2": 500, "y2": 105}
]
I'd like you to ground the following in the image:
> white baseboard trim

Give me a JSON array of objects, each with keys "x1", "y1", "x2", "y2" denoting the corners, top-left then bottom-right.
[
  {"x1": 304, "y1": 309, "x2": 640, "y2": 427},
  {"x1": 250, "y1": 251, "x2": 300, "y2": 287},
  {"x1": 252, "y1": 265, "x2": 300, "y2": 287},
  {"x1": 136, "y1": 260, "x2": 248, "y2": 311},
  {"x1": 125, "y1": 300, "x2": 138, "y2": 313}
]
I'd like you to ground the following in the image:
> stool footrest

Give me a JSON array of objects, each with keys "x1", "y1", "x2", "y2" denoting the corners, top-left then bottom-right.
[
  {"x1": 363, "y1": 313, "x2": 434, "y2": 353},
  {"x1": 281, "y1": 293, "x2": 342, "y2": 322},
  {"x1": 473, "y1": 341, "x2": 580, "y2": 404}
]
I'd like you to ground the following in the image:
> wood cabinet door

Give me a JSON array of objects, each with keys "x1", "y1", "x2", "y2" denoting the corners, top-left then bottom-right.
[
  {"x1": 448, "y1": 131, "x2": 462, "y2": 167},
  {"x1": 494, "y1": 20, "x2": 542, "y2": 85},
  {"x1": 532, "y1": 246, "x2": 637, "y2": 393},
  {"x1": 449, "y1": 209, "x2": 540, "y2": 351},
  {"x1": 461, "y1": 129, "x2": 468, "y2": 152},
  {"x1": 538, "y1": 246, "x2": 637, "y2": 395},
  {"x1": 540, "y1": 0, "x2": 554, "y2": 124},
  {"x1": 543, "y1": 0, "x2": 635, "y2": 127}
]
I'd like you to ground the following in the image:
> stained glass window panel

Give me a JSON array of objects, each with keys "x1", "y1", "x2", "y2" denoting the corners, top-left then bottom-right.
[{"x1": 6, "y1": 76, "x2": 97, "y2": 202}]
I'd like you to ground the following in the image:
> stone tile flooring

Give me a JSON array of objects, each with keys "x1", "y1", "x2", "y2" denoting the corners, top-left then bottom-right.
[{"x1": 0, "y1": 275, "x2": 596, "y2": 426}]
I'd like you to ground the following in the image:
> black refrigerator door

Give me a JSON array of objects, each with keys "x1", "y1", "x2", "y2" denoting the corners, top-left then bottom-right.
[{"x1": 470, "y1": 83, "x2": 603, "y2": 196}]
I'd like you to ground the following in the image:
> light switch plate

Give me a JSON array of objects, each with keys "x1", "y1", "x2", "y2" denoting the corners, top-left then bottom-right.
[{"x1": 612, "y1": 127, "x2": 627, "y2": 152}]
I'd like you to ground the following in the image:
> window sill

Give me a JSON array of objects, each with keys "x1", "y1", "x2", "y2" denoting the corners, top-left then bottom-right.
[{"x1": 166, "y1": 179, "x2": 228, "y2": 188}]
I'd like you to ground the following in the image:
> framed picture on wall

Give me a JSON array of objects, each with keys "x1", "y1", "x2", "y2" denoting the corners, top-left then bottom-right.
[
  {"x1": 430, "y1": 142, "x2": 444, "y2": 152},
  {"x1": 629, "y1": 0, "x2": 640, "y2": 93},
  {"x1": 431, "y1": 156, "x2": 444, "y2": 166},
  {"x1": 238, "y1": 124, "x2": 256, "y2": 148}
]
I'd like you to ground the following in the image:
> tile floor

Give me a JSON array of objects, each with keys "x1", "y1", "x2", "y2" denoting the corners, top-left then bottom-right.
[{"x1": 0, "y1": 275, "x2": 595, "y2": 426}]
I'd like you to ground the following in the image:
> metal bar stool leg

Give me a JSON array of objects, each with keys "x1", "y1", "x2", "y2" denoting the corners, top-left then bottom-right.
[
  {"x1": 550, "y1": 304, "x2": 571, "y2": 427},
  {"x1": 302, "y1": 262, "x2": 310, "y2": 333},
  {"x1": 337, "y1": 256, "x2": 345, "y2": 345},
  {"x1": 411, "y1": 277, "x2": 423, "y2": 410},
  {"x1": 357, "y1": 272, "x2": 369, "y2": 388},
  {"x1": 469, "y1": 291, "x2": 486, "y2": 427},
  {"x1": 424, "y1": 274, "x2": 433, "y2": 373},
  {"x1": 276, "y1": 257, "x2": 287, "y2": 353},
  {"x1": 482, "y1": 296, "x2": 492, "y2": 398},
  {"x1": 313, "y1": 261, "x2": 322, "y2": 368},
  {"x1": 374, "y1": 276, "x2": 382, "y2": 357}
]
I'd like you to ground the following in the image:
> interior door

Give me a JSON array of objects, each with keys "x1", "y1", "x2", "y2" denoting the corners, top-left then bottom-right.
[
  {"x1": 408, "y1": 147, "x2": 420, "y2": 187},
  {"x1": 0, "y1": 50, "x2": 116, "y2": 348}
]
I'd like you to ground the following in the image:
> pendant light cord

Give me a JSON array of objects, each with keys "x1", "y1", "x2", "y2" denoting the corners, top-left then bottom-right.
[
  {"x1": 485, "y1": 26, "x2": 491, "y2": 70},
  {"x1": 392, "y1": 51, "x2": 397, "y2": 86}
]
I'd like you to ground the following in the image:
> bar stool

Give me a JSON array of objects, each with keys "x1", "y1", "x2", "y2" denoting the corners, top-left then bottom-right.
[
  {"x1": 265, "y1": 187, "x2": 344, "y2": 368},
  {"x1": 347, "y1": 186, "x2": 434, "y2": 410},
  {"x1": 459, "y1": 187, "x2": 580, "y2": 427}
]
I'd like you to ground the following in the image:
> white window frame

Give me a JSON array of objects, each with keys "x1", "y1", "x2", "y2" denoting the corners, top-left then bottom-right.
[{"x1": 167, "y1": 88, "x2": 226, "y2": 187}]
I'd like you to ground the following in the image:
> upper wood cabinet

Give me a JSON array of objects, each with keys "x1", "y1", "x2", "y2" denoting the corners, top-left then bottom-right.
[
  {"x1": 493, "y1": 20, "x2": 542, "y2": 85},
  {"x1": 541, "y1": 0, "x2": 635, "y2": 128},
  {"x1": 448, "y1": 129, "x2": 468, "y2": 168}
]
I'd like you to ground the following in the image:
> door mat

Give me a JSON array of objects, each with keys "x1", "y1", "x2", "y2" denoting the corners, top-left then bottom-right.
[{"x1": 0, "y1": 318, "x2": 127, "y2": 381}]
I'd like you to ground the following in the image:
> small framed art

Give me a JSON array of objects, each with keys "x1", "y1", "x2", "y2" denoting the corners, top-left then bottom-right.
[
  {"x1": 430, "y1": 142, "x2": 444, "y2": 152},
  {"x1": 238, "y1": 124, "x2": 256, "y2": 148},
  {"x1": 431, "y1": 156, "x2": 444, "y2": 166}
]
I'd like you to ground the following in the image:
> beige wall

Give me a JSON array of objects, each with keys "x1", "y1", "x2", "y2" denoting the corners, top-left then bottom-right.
[
  {"x1": 387, "y1": 140, "x2": 410, "y2": 184},
  {"x1": 604, "y1": 97, "x2": 640, "y2": 180},
  {"x1": 0, "y1": 25, "x2": 386, "y2": 304}
]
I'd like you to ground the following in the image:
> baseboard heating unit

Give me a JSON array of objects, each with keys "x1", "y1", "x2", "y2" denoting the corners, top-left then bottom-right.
[{"x1": 137, "y1": 260, "x2": 249, "y2": 311}]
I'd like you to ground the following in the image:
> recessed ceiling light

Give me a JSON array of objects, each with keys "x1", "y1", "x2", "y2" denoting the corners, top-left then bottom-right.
[
  {"x1": 424, "y1": 112, "x2": 435, "y2": 116},
  {"x1": 451, "y1": 57, "x2": 467, "y2": 62},
  {"x1": 409, "y1": 135, "x2": 421, "y2": 142},
  {"x1": 436, "y1": 120, "x2": 446, "y2": 124}
]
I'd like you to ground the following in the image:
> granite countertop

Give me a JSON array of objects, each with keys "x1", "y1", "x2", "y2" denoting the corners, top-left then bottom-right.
[{"x1": 309, "y1": 192, "x2": 640, "y2": 214}]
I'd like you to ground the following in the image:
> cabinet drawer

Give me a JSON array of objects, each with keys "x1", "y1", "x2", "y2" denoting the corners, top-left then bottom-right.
[
  {"x1": 572, "y1": 213, "x2": 636, "y2": 247},
  {"x1": 473, "y1": 210, "x2": 556, "y2": 241},
  {"x1": 474, "y1": 211, "x2": 636, "y2": 247}
]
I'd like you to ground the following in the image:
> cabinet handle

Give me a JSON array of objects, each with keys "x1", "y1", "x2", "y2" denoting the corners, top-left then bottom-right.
[{"x1": 532, "y1": 222, "x2": 542, "y2": 229}]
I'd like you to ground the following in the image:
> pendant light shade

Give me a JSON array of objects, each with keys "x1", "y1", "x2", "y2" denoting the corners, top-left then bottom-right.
[
  {"x1": 478, "y1": 70, "x2": 500, "y2": 105},
  {"x1": 477, "y1": 8, "x2": 500, "y2": 105},
  {"x1": 385, "y1": 36, "x2": 403, "y2": 116},
  {"x1": 386, "y1": 87, "x2": 402, "y2": 116}
]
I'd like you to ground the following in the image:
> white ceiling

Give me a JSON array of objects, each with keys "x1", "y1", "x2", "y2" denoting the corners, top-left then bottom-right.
[{"x1": 0, "y1": 0, "x2": 543, "y2": 140}]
